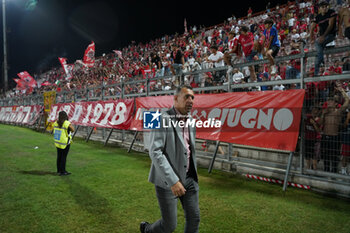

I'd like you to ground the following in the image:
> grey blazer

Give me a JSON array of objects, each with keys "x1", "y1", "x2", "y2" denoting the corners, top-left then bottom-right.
[{"x1": 148, "y1": 107, "x2": 198, "y2": 189}]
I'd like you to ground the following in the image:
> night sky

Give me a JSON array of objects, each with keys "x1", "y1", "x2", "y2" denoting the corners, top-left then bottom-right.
[{"x1": 0, "y1": 0, "x2": 289, "y2": 89}]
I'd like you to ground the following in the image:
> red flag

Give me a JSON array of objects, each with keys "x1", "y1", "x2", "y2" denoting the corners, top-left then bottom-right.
[
  {"x1": 13, "y1": 78, "x2": 21, "y2": 85},
  {"x1": 58, "y1": 57, "x2": 67, "y2": 66},
  {"x1": 17, "y1": 71, "x2": 37, "y2": 88},
  {"x1": 41, "y1": 81, "x2": 51, "y2": 86},
  {"x1": 58, "y1": 57, "x2": 74, "y2": 80},
  {"x1": 141, "y1": 67, "x2": 156, "y2": 79},
  {"x1": 65, "y1": 64, "x2": 74, "y2": 80},
  {"x1": 113, "y1": 50, "x2": 123, "y2": 60},
  {"x1": 13, "y1": 78, "x2": 26, "y2": 90},
  {"x1": 83, "y1": 41, "x2": 95, "y2": 67}
]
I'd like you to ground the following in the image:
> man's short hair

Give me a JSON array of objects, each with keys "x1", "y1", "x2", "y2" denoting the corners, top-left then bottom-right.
[
  {"x1": 210, "y1": 45, "x2": 218, "y2": 50},
  {"x1": 240, "y1": 26, "x2": 249, "y2": 33},
  {"x1": 264, "y1": 19, "x2": 274, "y2": 25},
  {"x1": 175, "y1": 85, "x2": 193, "y2": 96},
  {"x1": 318, "y1": 1, "x2": 329, "y2": 7}
]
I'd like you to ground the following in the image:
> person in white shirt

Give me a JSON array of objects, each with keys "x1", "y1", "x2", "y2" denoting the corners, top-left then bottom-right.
[
  {"x1": 291, "y1": 29, "x2": 301, "y2": 49},
  {"x1": 291, "y1": 29, "x2": 300, "y2": 42},
  {"x1": 288, "y1": 16, "x2": 296, "y2": 30},
  {"x1": 232, "y1": 68, "x2": 244, "y2": 84},
  {"x1": 300, "y1": 29, "x2": 309, "y2": 41},
  {"x1": 207, "y1": 45, "x2": 225, "y2": 84},
  {"x1": 187, "y1": 55, "x2": 196, "y2": 67},
  {"x1": 208, "y1": 45, "x2": 224, "y2": 67},
  {"x1": 270, "y1": 72, "x2": 285, "y2": 90}
]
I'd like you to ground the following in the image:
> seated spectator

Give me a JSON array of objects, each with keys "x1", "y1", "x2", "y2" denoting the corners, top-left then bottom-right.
[
  {"x1": 224, "y1": 31, "x2": 240, "y2": 68},
  {"x1": 270, "y1": 71, "x2": 285, "y2": 90},
  {"x1": 299, "y1": 28, "x2": 309, "y2": 42},
  {"x1": 290, "y1": 29, "x2": 301, "y2": 49},
  {"x1": 246, "y1": 73, "x2": 261, "y2": 92},
  {"x1": 310, "y1": 1, "x2": 337, "y2": 76},
  {"x1": 257, "y1": 65, "x2": 270, "y2": 91},
  {"x1": 232, "y1": 68, "x2": 244, "y2": 84},
  {"x1": 285, "y1": 46, "x2": 304, "y2": 81}
]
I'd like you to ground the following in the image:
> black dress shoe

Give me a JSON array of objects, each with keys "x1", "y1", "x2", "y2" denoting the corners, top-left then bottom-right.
[
  {"x1": 140, "y1": 222, "x2": 150, "y2": 233},
  {"x1": 59, "y1": 172, "x2": 71, "y2": 176}
]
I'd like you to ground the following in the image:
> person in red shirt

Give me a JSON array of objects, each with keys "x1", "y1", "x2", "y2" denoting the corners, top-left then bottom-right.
[
  {"x1": 224, "y1": 31, "x2": 240, "y2": 67},
  {"x1": 334, "y1": 60, "x2": 343, "y2": 74},
  {"x1": 300, "y1": 20, "x2": 308, "y2": 32},
  {"x1": 254, "y1": 31, "x2": 265, "y2": 59},
  {"x1": 305, "y1": 106, "x2": 322, "y2": 170},
  {"x1": 247, "y1": 7, "x2": 253, "y2": 18},
  {"x1": 279, "y1": 27, "x2": 286, "y2": 44},
  {"x1": 238, "y1": 26, "x2": 256, "y2": 61},
  {"x1": 238, "y1": 26, "x2": 257, "y2": 79}
]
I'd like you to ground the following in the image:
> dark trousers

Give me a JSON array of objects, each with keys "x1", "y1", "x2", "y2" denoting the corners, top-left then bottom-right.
[
  {"x1": 314, "y1": 34, "x2": 335, "y2": 76},
  {"x1": 147, "y1": 177, "x2": 200, "y2": 233},
  {"x1": 56, "y1": 144, "x2": 70, "y2": 173},
  {"x1": 322, "y1": 135, "x2": 340, "y2": 173}
]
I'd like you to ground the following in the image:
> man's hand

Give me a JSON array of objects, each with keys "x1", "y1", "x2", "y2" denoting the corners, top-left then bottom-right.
[{"x1": 171, "y1": 181, "x2": 186, "y2": 197}]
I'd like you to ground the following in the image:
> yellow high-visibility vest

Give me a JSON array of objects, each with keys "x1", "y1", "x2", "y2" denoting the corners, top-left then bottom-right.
[{"x1": 53, "y1": 120, "x2": 72, "y2": 149}]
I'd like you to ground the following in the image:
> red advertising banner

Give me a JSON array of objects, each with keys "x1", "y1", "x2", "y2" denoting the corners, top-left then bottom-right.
[
  {"x1": 48, "y1": 99, "x2": 134, "y2": 130},
  {"x1": 0, "y1": 105, "x2": 43, "y2": 125},
  {"x1": 131, "y1": 90, "x2": 305, "y2": 151}
]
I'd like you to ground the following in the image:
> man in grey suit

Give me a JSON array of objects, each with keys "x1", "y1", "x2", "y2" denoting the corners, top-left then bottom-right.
[{"x1": 140, "y1": 85, "x2": 200, "y2": 233}]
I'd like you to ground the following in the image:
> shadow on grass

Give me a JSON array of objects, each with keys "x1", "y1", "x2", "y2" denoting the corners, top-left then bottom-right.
[
  {"x1": 63, "y1": 178, "x2": 119, "y2": 227},
  {"x1": 18, "y1": 170, "x2": 57, "y2": 176}
]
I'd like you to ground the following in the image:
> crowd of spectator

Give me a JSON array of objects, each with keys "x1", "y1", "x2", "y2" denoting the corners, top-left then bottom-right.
[
  {"x1": 2, "y1": 0, "x2": 350, "y2": 101},
  {"x1": 2, "y1": 0, "x2": 350, "y2": 175}
]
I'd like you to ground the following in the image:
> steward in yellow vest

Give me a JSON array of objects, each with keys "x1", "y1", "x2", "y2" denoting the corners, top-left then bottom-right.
[
  {"x1": 53, "y1": 120, "x2": 72, "y2": 149},
  {"x1": 54, "y1": 111, "x2": 75, "y2": 176}
]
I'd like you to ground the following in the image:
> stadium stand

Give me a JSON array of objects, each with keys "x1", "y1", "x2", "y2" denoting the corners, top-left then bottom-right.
[{"x1": 1, "y1": 0, "x2": 349, "y2": 99}]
